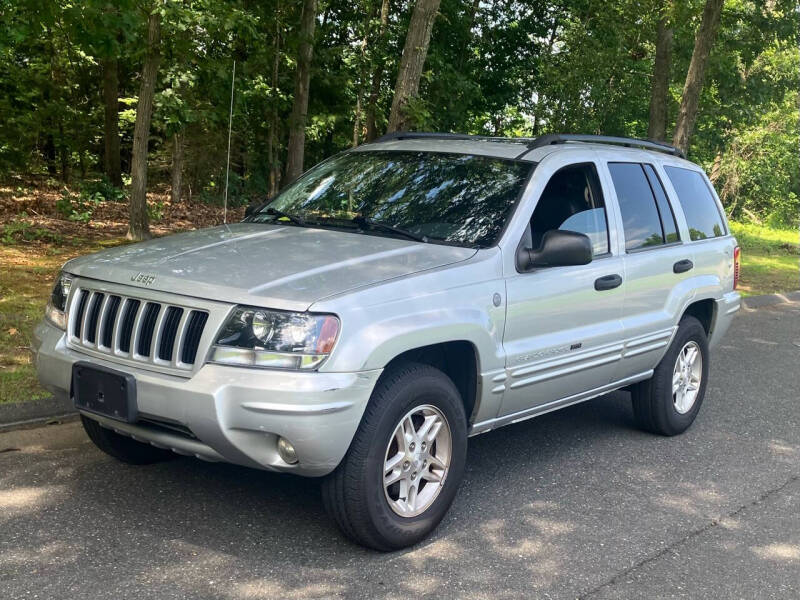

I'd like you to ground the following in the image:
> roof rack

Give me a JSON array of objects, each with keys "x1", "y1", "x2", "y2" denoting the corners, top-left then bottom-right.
[
  {"x1": 372, "y1": 131, "x2": 686, "y2": 159},
  {"x1": 529, "y1": 134, "x2": 685, "y2": 158},
  {"x1": 373, "y1": 131, "x2": 538, "y2": 144}
]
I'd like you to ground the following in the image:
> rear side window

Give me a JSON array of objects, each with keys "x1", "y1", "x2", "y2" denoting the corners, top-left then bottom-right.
[
  {"x1": 643, "y1": 165, "x2": 679, "y2": 243},
  {"x1": 609, "y1": 163, "x2": 667, "y2": 251},
  {"x1": 664, "y1": 166, "x2": 726, "y2": 241}
]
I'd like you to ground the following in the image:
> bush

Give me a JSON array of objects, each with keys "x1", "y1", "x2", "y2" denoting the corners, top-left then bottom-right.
[
  {"x1": 147, "y1": 200, "x2": 165, "y2": 222},
  {"x1": 716, "y1": 96, "x2": 799, "y2": 229},
  {"x1": 56, "y1": 188, "x2": 101, "y2": 223},
  {"x1": 1, "y1": 215, "x2": 63, "y2": 245},
  {"x1": 81, "y1": 178, "x2": 127, "y2": 203}
]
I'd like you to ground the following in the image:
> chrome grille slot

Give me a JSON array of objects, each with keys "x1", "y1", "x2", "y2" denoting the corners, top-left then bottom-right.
[
  {"x1": 85, "y1": 293, "x2": 105, "y2": 344},
  {"x1": 73, "y1": 290, "x2": 90, "y2": 338},
  {"x1": 136, "y1": 303, "x2": 161, "y2": 357},
  {"x1": 118, "y1": 299, "x2": 141, "y2": 353},
  {"x1": 158, "y1": 307, "x2": 183, "y2": 361},
  {"x1": 67, "y1": 285, "x2": 210, "y2": 372},
  {"x1": 181, "y1": 311, "x2": 208, "y2": 365},
  {"x1": 100, "y1": 296, "x2": 122, "y2": 348}
]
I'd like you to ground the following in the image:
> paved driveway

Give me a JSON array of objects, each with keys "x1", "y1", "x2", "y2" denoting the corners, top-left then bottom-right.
[{"x1": 2, "y1": 302, "x2": 799, "y2": 599}]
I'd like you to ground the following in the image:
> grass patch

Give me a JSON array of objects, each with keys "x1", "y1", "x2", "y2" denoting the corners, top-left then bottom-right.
[
  {"x1": 729, "y1": 221, "x2": 799, "y2": 296},
  {"x1": 0, "y1": 237, "x2": 128, "y2": 403}
]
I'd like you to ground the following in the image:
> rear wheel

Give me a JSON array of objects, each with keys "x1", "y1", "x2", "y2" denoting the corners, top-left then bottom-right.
[
  {"x1": 81, "y1": 415, "x2": 175, "y2": 464},
  {"x1": 632, "y1": 316, "x2": 709, "y2": 436},
  {"x1": 322, "y1": 362, "x2": 468, "y2": 551}
]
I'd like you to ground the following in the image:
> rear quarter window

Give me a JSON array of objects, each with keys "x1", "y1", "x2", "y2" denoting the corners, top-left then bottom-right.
[{"x1": 663, "y1": 166, "x2": 726, "y2": 241}]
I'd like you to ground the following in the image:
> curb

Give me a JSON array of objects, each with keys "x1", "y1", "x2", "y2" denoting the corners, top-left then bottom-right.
[
  {"x1": 1, "y1": 290, "x2": 798, "y2": 435},
  {"x1": 0, "y1": 395, "x2": 75, "y2": 426},
  {"x1": 0, "y1": 412, "x2": 79, "y2": 434}
]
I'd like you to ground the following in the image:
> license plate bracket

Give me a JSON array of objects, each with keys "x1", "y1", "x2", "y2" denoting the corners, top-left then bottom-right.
[{"x1": 72, "y1": 362, "x2": 137, "y2": 423}]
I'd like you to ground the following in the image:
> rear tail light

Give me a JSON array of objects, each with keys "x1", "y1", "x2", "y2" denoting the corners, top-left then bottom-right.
[{"x1": 733, "y1": 246, "x2": 741, "y2": 290}]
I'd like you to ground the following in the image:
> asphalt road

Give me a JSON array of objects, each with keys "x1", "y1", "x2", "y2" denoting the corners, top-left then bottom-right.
[{"x1": 2, "y1": 302, "x2": 799, "y2": 599}]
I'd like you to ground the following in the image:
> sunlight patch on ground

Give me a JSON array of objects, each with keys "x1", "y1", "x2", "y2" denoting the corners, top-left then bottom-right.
[
  {"x1": 751, "y1": 543, "x2": 800, "y2": 562},
  {"x1": 0, "y1": 485, "x2": 65, "y2": 518}
]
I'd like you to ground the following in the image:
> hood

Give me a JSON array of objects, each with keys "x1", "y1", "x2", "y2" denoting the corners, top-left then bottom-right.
[{"x1": 64, "y1": 223, "x2": 477, "y2": 311}]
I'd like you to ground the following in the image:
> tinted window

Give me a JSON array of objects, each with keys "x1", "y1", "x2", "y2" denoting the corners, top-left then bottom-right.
[
  {"x1": 643, "y1": 164, "x2": 680, "y2": 243},
  {"x1": 528, "y1": 163, "x2": 609, "y2": 256},
  {"x1": 609, "y1": 163, "x2": 665, "y2": 251},
  {"x1": 664, "y1": 166, "x2": 726, "y2": 241},
  {"x1": 248, "y1": 151, "x2": 532, "y2": 248}
]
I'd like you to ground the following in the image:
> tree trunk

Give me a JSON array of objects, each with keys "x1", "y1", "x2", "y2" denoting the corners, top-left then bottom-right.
[
  {"x1": 672, "y1": 0, "x2": 724, "y2": 154},
  {"x1": 267, "y1": 4, "x2": 282, "y2": 197},
  {"x1": 365, "y1": 0, "x2": 390, "y2": 141},
  {"x1": 128, "y1": 8, "x2": 161, "y2": 241},
  {"x1": 352, "y1": 6, "x2": 377, "y2": 147},
  {"x1": 171, "y1": 132, "x2": 183, "y2": 204},
  {"x1": 102, "y1": 57, "x2": 123, "y2": 186},
  {"x1": 386, "y1": 0, "x2": 441, "y2": 133},
  {"x1": 647, "y1": 6, "x2": 672, "y2": 141},
  {"x1": 283, "y1": 0, "x2": 318, "y2": 185},
  {"x1": 59, "y1": 121, "x2": 70, "y2": 183},
  {"x1": 44, "y1": 133, "x2": 57, "y2": 176}
]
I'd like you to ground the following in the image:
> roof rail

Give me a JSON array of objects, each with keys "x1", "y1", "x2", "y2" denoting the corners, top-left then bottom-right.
[
  {"x1": 371, "y1": 131, "x2": 686, "y2": 159},
  {"x1": 373, "y1": 131, "x2": 538, "y2": 144},
  {"x1": 526, "y1": 134, "x2": 685, "y2": 158}
]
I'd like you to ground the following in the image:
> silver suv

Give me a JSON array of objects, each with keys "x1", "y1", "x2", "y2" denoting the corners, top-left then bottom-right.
[{"x1": 34, "y1": 133, "x2": 741, "y2": 550}]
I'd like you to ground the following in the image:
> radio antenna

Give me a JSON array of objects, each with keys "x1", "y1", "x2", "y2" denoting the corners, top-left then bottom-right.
[{"x1": 223, "y1": 59, "x2": 236, "y2": 224}]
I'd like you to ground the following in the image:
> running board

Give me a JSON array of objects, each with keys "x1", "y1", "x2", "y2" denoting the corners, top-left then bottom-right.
[{"x1": 468, "y1": 370, "x2": 653, "y2": 436}]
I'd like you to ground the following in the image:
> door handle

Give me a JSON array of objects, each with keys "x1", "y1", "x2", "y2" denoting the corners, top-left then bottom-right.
[
  {"x1": 594, "y1": 274, "x2": 622, "y2": 291},
  {"x1": 673, "y1": 259, "x2": 694, "y2": 274}
]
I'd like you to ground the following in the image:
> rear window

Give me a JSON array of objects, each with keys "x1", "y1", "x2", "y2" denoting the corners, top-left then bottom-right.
[{"x1": 664, "y1": 166, "x2": 726, "y2": 241}]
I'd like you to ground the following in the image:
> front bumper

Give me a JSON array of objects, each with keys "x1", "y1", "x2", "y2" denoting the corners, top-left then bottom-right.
[{"x1": 33, "y1": 319, "x2": 381, "y2": 476}]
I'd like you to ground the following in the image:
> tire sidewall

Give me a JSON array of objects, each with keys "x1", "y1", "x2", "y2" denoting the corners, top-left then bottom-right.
[
  {"x1": 658, "y1": 318, "x2": 710, "y2": 432},
  {"x1": 362, "y1": 367, "x2": 467, "y2": 549}
]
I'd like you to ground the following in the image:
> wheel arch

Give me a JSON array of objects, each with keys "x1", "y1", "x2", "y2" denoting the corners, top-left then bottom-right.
[
  {"x1": 680, "y1": 297, "x2": 717, "y2": 337},
  {"x1": 380, "y1": 341, "x2": 481, "y2": 424}
]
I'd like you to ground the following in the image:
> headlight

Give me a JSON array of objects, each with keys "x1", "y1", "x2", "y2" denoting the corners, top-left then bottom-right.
[
  {"x1": 45, "y1": 272, "x2": 72, "y2": 330},
  {"x1": 209, "y1": 307, "x2": 340, "y2": 370}
]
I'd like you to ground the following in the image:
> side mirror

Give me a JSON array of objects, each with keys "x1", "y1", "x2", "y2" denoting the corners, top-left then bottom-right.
[{"x1": 517, "y1": 229, "x2": 593, "y2": 271}]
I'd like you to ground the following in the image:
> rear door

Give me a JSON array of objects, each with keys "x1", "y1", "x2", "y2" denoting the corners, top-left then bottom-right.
[
  {"x1": 499, "y1": 158, "x2": 625, "y2": 418},
  {"x1": 602, "y1": 161, "x2": 695, "y2": 378}
]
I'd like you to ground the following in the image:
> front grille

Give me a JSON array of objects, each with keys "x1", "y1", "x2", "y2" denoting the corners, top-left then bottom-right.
[{"x1": 68, "y1": 287, "x2": 209, "y2": 370}]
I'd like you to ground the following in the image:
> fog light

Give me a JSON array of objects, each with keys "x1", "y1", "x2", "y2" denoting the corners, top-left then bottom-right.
[{"x1": 277, "y1": 437, "x2": 298, "y2": 464}]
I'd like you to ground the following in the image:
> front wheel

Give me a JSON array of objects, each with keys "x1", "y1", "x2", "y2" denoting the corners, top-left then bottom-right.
[
  {"x1": 322, "y1": 363, "x2": 467, "y2": 551},
  {"x1": 632, "y1": 315, "x2": 710, "y2": 436}
]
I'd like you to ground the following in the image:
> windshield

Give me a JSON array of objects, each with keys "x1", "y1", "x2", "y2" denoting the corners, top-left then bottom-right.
[{"x1": 246, "y1": 151, "x2": 533, "y2": 247}]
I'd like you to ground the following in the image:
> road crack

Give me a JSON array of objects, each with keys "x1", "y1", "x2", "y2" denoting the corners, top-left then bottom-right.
[{"x1": 577, "y1": 473, "x2": 800, "y2": 599}]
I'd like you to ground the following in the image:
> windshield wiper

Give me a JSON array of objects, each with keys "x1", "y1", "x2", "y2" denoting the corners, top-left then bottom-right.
[
  {"x1": 351, "y1": 216, "x2": 428, "y2": 243},
  {"x1": 263, "y1": 207, "x2": 307, "y2": 227}
]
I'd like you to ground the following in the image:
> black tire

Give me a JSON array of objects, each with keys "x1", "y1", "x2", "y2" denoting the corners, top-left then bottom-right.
[
  {"x1": 632, "y1": 316, "x2": 710, "y2": 436},
  {"x1": 322, "y1": 362, "x2": 468, "y2": 551},
  {"x1": 81, "y1": 415, "x2": 175, "y2": 465}
]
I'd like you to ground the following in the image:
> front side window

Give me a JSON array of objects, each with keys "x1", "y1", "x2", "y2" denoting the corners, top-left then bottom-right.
[
  {"x1": 528, "y1": 163, "x2": 609, "y2": 256},
  {"x1": 247, "y1": 151, "x2": 533, "y2": 248},
  {"x1": 664, "y1": 166, "x2": 726, "y2": 241},
  {"x1": 609, "y1": 162, "x2": 669, "y2": 251}
]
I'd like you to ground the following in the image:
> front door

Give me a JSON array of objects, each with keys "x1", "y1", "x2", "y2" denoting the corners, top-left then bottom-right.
[{"x1": 500, "y1": 161, "x2": 625, "y2": 418}]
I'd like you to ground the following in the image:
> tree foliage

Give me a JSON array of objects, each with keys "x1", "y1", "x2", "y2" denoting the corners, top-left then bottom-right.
[{"x1": 0, "y1": 0, "x2": 797, "y2": 226}]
